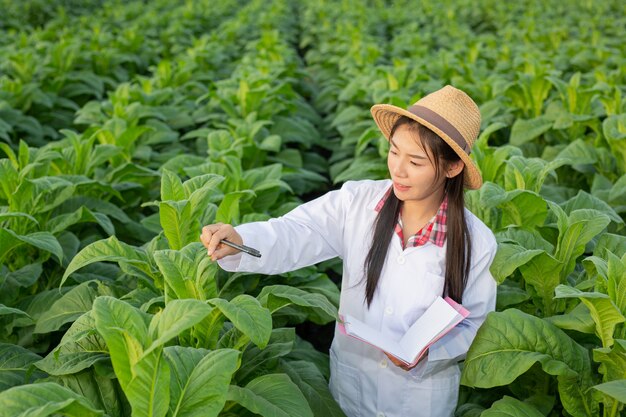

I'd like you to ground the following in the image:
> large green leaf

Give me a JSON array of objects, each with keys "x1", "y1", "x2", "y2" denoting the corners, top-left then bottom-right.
[
  {"x1": 0, "y1": 228, "x2": 63, "y2": 264},
  {"x1": 490, "y1": 243, "x2": 543, "y2": 284},
  {"x1": 153, "y1": 243, "x2": 218, "y2": 303},
  {"x1": 554, "y1": 285, "x2": 625, "y2": 348},
  {"x1": 47, "y1": 206, "x2": 114, "y2": 236},
  {"x1": 462, "y1": 309, "x2": 596, "y2": 417},
  {"x1": 0, "y1": 343, "x2": 43, "y2": 391},
  {"x1": 592, "y1": 380, "x2": 626, "y2": 403},
  {"x1": 279, "y1": 360, "x2": 346, "y2": 417},
  {"x1": 0, "y1": 382, "x2": 104, "y2": 417},
  {"x1": 215, "y1": 191, "x2": 255, "y2": 224},
  {"x1": 481, "y1": 396, "x2": 545, "y2": 417},
  {"x1": 258, "y1": 285, "x2": 338, "y2": 324},
  {"x1": 164, "y1": 347, "x2": 240, "y2": 417},
  {"x1": 61, "y1": 236, "x2": 152, "y2": 286},
  {"x1": 552, "y1": 204, "x2": 611, "y2": 277},
  {"x1": 210, "y1": 295, "x2": 272, "y2": 349},
  {"x1": 159, "y1": 200, "x2": 193, "y2": 251},
  {"x1": 519, "y1": 251, "x2": 563, "y2": 315},
  {"x1": 593, "y1": 340, "x2": 626, "y2": 384},
  {"x1": 146, "y1": 299, "x2": 213, "y2": 355},
  {"x1": 545, "y1": 303, "x2": 595, "y2": 334},
  {"x1": 34, "y1": 281, "x2": 106, "y2": 334},
  {"x1": 227, "y1": 373, "x2": 314, "y2": 417},
  {"x1": 126, "y1": 347, "x2": 170, "y2": 417},
  {"x1": 509, "y1": 116, "x2": 552, "y2": 146},
  {"x1": 161, "y1": 169, "x2": 186, "y2": 201},
  {"x1": 35, "y1": 312, "x2": 108, "y2": 376},
  {"x1": 92, "y1": 296, "x2": 150, "y2": 390},
  {"x1": 50, "y1": 370, "x2": 123, "y2": 417}
]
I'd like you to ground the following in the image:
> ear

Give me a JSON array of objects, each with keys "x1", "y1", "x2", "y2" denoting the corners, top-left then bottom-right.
[{"x1": 445, "y1": 160, "x2": 465, "y2": 179}]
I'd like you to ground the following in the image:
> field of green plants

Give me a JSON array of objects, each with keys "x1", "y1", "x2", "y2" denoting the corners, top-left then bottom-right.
[{"x1": 1, "y1": 0, "x2": 625, "y2": 416}]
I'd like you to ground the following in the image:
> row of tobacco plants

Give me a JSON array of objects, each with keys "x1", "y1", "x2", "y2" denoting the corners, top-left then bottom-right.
[{"x1": 1, "y1": 0, "x2": 626, "y2": 416}]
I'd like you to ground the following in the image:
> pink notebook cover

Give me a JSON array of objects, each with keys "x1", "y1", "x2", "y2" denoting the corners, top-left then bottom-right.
[{"x1": 337, "y1": 296, "x2": 470, "y2": 366}]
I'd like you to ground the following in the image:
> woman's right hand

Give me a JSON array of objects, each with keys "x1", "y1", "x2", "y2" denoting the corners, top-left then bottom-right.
[{"x1": 200, "y1": 223, "x2": 243, "y2": 261}]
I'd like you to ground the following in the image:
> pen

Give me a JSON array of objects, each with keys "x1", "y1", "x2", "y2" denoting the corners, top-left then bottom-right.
[{"x1": 219, "y1": 239, "x2": 262, "y2": 258}]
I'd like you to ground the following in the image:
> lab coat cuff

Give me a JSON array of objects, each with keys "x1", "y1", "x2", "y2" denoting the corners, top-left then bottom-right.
[{"x1": 217, "y1": 252, "x2": 243, "y2": 271}]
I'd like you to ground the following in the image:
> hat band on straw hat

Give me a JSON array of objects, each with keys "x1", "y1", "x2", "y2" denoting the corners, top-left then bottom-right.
[{"x1": 407, "y1": 105, "x2": 471, "y2": 154}]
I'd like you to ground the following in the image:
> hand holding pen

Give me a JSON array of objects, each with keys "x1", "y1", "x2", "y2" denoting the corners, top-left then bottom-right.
[{"x1": 200, "y1": 223, "x2": 261, "y2": 261}]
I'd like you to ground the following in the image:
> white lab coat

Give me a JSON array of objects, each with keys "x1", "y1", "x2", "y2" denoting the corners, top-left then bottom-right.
[{"x1": 218, "y1": 179, "x2": 497, "y2": 417}]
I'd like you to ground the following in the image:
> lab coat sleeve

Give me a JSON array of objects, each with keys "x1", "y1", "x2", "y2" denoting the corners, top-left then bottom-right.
[
  {"x1": 421, "y1": 237, "x2": 498, "y2": 376},
  {"x1": 217, "y1": 182, "x2": 353, "y2": 275}
]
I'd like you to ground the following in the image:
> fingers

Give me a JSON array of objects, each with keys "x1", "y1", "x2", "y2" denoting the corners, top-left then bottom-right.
[{"x1": 200, "y1": 223, "x2": 243, "y2": 261}]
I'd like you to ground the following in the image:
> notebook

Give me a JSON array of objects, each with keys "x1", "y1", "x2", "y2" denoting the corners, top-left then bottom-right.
[{"x1": 338, "y1": 296, "x2": 469, "y2": 366}]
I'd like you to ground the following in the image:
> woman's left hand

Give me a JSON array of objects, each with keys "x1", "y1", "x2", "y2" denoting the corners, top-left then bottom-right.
[{"x1": 384, "y1": 351, "x2": 427, "y2": 371}]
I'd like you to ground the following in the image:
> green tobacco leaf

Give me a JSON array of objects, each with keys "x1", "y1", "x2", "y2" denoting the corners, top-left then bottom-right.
[
  {"x1": 236, "y1": 328, "x2": 295, "y2": 385},
  {"x1": 555, "y1": 285, "x2": 625, "y2": 348},
  {"x1": 593, "y1": 340, "x2": 626, "y2": 384},
  {"x1": 279, "y1": 360, "x2": 346, "y2": 417},
  {"x1": 481, "y1": 396, "x2": 544, "y2": 417},
  {"x1": 210, "y1": 295, "x2": 272, "y2": 349},
  {"x1": 92, "y1": 296, "x2": 150, "y2": 390},
  {"x1": 496, "y1": 284, "x2": 531, "y2": 310},
  {"x1": 0, "y1": 343, "x2": 43, "y2": 391},
  {"x1": 34, "y1": 281, "x2": 100, "y2": 334},
  {"x1": 182, "y1": 173, "x2": 225, "y2": 196},
  {"x1": 215, "y1": 191, "x2": 255, "y2": 224},
  {"x1": 47, "y1": 206, "x2": 114, "y2": 236},
  {"x1": 0, "y1": 228, "x2": 63, "y2": 264},
  {"x1": 519, "y1": 252, "x2": 563, "y2": 315},
  {"x1": 592, "y1": 380, "x2": 626, "y2": 402},
  {"x1": 594, "y1": 233, "x2": 626, "y2": 258},
  {"x1": 35, "y1": 312, "x2": 108, "y2": 376},
  {"x1": 258, "y1": 285, "x2": 338, "y2": 324},
  {"x1": 126, "y1": 347, "x2": 170, "y2": 417},
  {"x1": 500, "y1": 191, "x2": 548, "y2": 228},
  {"x1": 61, "y1": 236, "x2": 152, "y2": 286},
  {"x1": 227, "y1": 373, "x2": 314, "y2": 417},
  {"x1": 553, "y1": 205, "x2": 611, "y2": 275},
  {"x1": 161, "y1": 169, "x2": 186, "y2": 201},
  {"x1": 154, "y1": 244, "x2": 218, "y2": 303},
  {"x1": 462, "y1": 309, "x2": 595, "y2": 417},
  {"x1": 602, "y1": 114, "x2": 626, "y2": 172},
  {"x1": 165, "y1": 347, "x2": 240, "y2": 417},
  {"x1": 545, "y1": 303, "x2": 595, "y2": 334},
  {"x1": 146, "y1": 299, "x2": 213, "y2": 355},
  {"x1": 490, "y1": 243, "x2": 543, "y2": 284},
  {"x1": 561, "y1": 191, "x2": 623, "y2": 225},
  {"x1": 159, "y1": 200, "x2": 192, "y2": 251},
  {"x1": 0, "y1": 382, "x2": 104, "y2": 416},
  {"x1": 606, "y1": 252, "x2": 626, "y2": 316},
  {"x1": 510, "y1": 116, "x2": 553, "y2": 146}
]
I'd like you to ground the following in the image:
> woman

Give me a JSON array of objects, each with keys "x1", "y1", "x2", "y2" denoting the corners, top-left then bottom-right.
[{"x1": 201, "y1": 85, "x2": 497, "y2": 417}]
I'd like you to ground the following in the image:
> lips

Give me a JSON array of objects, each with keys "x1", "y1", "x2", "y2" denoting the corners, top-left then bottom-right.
[{"x1": 393, "y1": 182, "x2": 411, "y2": 191}]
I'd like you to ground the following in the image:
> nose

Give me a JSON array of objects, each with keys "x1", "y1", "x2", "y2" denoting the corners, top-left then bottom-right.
[{"x1": 390, "y1": 158, "x2": 407, "y2": 178}]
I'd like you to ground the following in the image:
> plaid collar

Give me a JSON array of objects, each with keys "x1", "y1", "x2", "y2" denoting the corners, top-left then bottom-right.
[{"x1": 375, "y1": 186, "x2": 448, "y2": 249}]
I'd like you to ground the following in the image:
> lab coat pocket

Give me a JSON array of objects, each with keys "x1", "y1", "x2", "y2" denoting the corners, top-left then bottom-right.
[
  {"x1": 402, "y1": 365, "x2": 460, "y2": 417},
  {"x1": 329, "y1": 350, "x2": 362, "y2": 417}
]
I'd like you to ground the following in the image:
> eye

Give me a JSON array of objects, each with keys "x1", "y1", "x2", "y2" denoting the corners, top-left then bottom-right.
[{"x1": 410, "y1": 161, "x2": 421, "y2": 166}]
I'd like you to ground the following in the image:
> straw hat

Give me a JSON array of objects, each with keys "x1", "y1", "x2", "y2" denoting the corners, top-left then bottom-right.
[{"x1": 370, "y1": 85, "x2": 483, "y2": 189}]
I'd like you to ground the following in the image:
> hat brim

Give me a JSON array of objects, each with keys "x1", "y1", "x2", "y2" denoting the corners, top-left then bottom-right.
[{"x1": 370, "y1": 103, "x2": 483, "y2": 189}]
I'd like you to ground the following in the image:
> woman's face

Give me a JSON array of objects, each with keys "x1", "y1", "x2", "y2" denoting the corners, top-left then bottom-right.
[{"x1": 387, "y1": 124, "x2": 459, "y2": 204}]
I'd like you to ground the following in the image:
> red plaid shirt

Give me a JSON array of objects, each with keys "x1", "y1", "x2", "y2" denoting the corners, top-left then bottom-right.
[{"x1": 375, "y1": 186, "x2": 448, "y2": 249}]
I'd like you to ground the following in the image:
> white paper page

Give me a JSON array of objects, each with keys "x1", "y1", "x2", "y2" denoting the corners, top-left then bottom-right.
[
  {"x1": 343, "y1": 315, "x2": 407, "y2": 360},
  {"x1": 398, "y1": 297, "x2": 462, "y2": 361}
]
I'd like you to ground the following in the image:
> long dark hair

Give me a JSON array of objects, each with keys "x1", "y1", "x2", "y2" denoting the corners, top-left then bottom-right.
[{"x1": 363, "y1": 116, "x2": 472, "y2": 307}]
